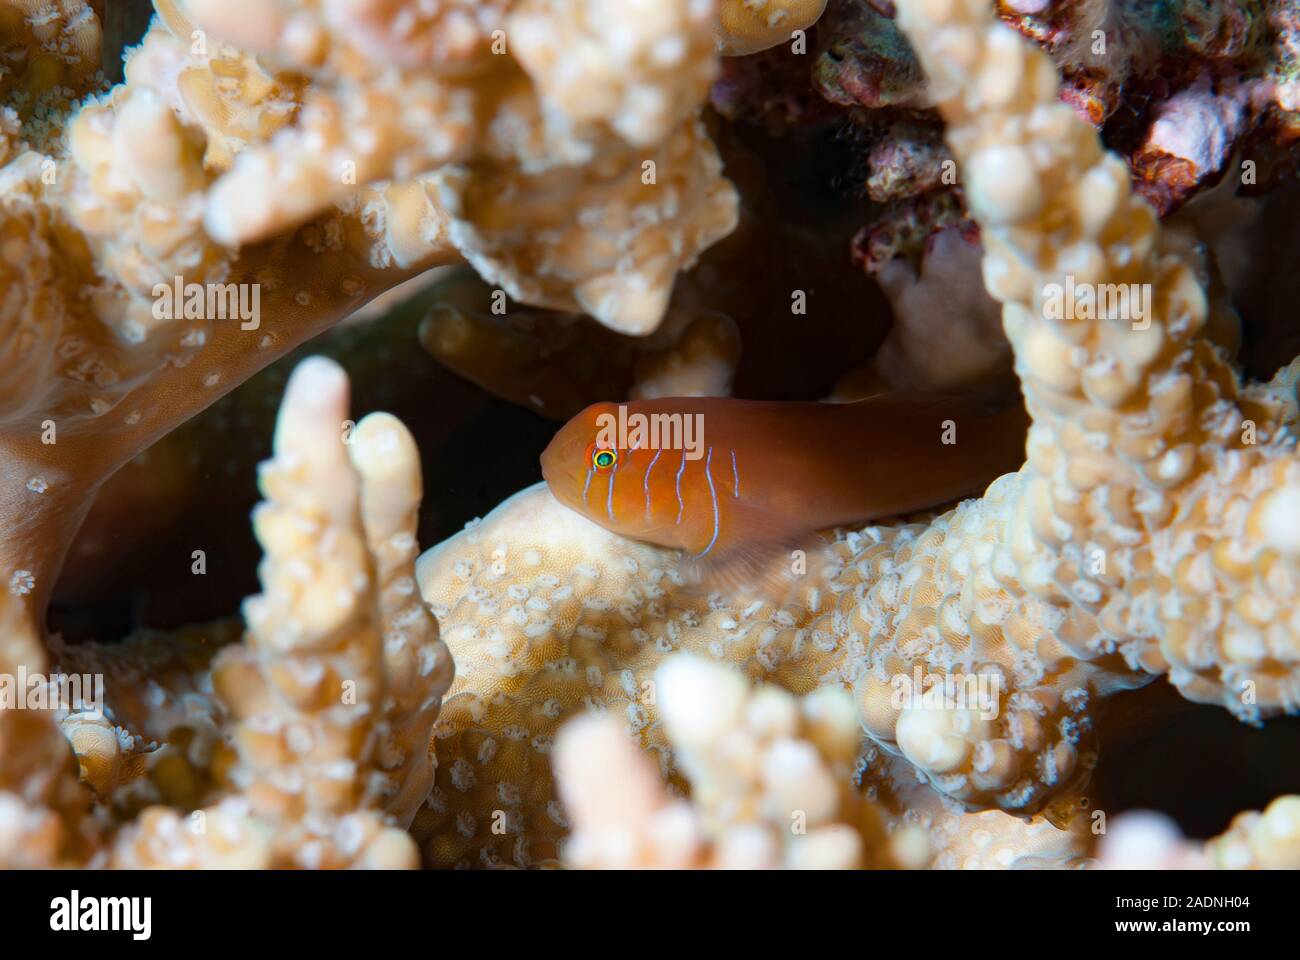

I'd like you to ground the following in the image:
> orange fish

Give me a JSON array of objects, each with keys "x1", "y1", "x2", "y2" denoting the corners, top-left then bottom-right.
[{"x1": 540, "y1": 393, "x2": 1029, "y2": 586}]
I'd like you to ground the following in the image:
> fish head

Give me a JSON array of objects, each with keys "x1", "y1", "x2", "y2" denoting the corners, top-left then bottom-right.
[{"x1": 541, "y1": 400, "x2": 621, "y2": 518}]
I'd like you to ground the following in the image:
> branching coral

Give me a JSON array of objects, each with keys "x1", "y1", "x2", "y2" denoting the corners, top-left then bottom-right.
[
  {"x1": 180, "y1": 0, "x2": 738, "y2": 334},
  {"x1": 402, "y1": 0, "x2": 1300, "y2": 869},
  {"x1": 108, "y1": 356, "x2": 452, "y2": 867},
  {"x1": 556, "y1": 654, "x2": 900, "y2": 869},
  {"x1": 0, "y1": 0, "x2": 103, "y2": 133},
  {"x1": 417, "y1": 269, "x2": 742, "y2": 418},
  {"x1": 0, "y1": 4, "x2": 460, "y2": 629},
  {"x1": 0, "y1": 352, "x2": 453, "y2": 868},
  {"x1": 0, "y1": 593, "x2": 89, "y2": 867},
  {"x1": 1, "y1": 0, "x2": 1297, "y2": 875},
  {"x1": 717, "y1": 0, "x2": 830, "y2": 55},
  {"x1": 435, "y1": 115, "x2": 737, "y2": 335},
  {"x1": 409, "y1": 485, "x2": 1079, "y2": 867},
  {"x1": 1098, "y1": 797, "x2": 1300, "y2": 869},
  {"x1": 0, "y1": 0, "x2": 744, "y2": 636},
  {"x1": 891, "y1": 0, "x2": 1300, "y2": 720},
  {"x1": 819, "y1": 0, "x2": 1300, "y2": 809}
]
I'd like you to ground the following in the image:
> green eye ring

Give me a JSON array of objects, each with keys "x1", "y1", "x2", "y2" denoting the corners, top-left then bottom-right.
[{"x1": 592, "y1": 447, "x2": 617, "y2": 471}]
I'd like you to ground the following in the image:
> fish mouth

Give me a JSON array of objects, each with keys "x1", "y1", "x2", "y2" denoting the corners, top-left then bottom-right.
[{"x1": 539, "y1": 429, "x2": 587, "y2": 507}]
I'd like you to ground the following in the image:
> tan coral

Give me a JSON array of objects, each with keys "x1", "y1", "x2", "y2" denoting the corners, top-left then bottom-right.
[
  {"x1": 0, "y1": 589, "x2": 90, "y2": 867},
  {"x1": 416, "y1": 269, "x2": 739, "y2": 418},
  {"x1": 136, "y1": 1, "x2": 308, "y2": 174},
  {"x1": 1093, "y1": 810, "x2": 1210, "y2": 869},
  {"x1": 1097, "y1": 797, "x2": 1300, "y2": 869},
  {"x1": 715, "y1": 0, "x2": 827, "y2": 56},
  {"x1": 201, "y1": 72, "x2": 480, "y2": 247},
  {"x1": 183, "y1": 0, "x2": 513, "y2": 79},
  {"x1": 180, "y1": 0, "x2": 734, "y2": 334},
  {"x1": 1205, "y1": 795, "x2": 1300, "y2": 869},
  {"x1": 556, "y1": 655, "x2": 898, "y2": 869},
  {"x1": 112, "y1": 356, "x2": 449, "y2": 868},
  {"x1": 110, "y1": 798, "x2": 274, "y2": 868},
  {"x1": 410, "y1": 485, "x2": 1095, "y2": 866},
  {"x1": 412, "y1": 485, "x2": 692, "y2": 867},
  {"x1": 0, "y1": 7, "x2": 460, "y2": 627},
  {"x1": 53, "y1": 620, "x2": 239, "y2": 811},
  {"x1": 832, "y1": 0, "x2": 1300, "y2": 801},
  {"x1": 180, "y1": 0, "x2": 505, "y2": 247},
  {"x1": 411, "y1": 0, "x2": 1300, "y2": 864},
  {"x1": 65, "y1": 84, "x2": 228, "y2": 341},
  {"x1": 0, "y1": 0, "x2": 103, "y2": 134},
  {"x1": 347, "y1": 409, "x2": 455, "y2": 825},
  {"x1": 1, "y1": 0, "x2": 1295, "y2": 875},
  {"x1": 0, "y1": 156, "x2": 69, "y2": 426},
  {"x1": 436, "y1": 116, "x2": 738, "y2": 336},
  {"x1": 629, "y1": 311, "x2": 740, "y2": 400},
  {"x1": 509, "y1": 0, "x2": 719, "y2": 148}
]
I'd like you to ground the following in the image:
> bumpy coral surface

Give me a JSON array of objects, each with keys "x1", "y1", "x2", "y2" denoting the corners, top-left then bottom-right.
[
  {"x1": 556, "y1": 655, "x2": 900, "y2": 869},
  {"x1": 111, "y1": 356, "x2": 453, "y2": 868},
  {"x1": 0, "y1": 0, "x2": 1297, "y2": 877}
]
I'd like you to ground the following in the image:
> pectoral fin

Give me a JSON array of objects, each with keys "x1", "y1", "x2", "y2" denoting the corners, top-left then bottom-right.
[{"x1": 682, "y1": 501, "x2": 820, "y2": 601}]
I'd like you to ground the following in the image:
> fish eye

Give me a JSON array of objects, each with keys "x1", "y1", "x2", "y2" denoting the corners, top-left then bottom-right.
[{"x1": 591, "y1": 446, "x2": 617, "y2": 471}]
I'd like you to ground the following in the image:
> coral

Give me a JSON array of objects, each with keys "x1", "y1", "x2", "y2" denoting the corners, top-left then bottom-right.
[
  {"x1": 835, "y1": 224, "x2": 1009, "y2": 395},
  {"x1": 411, "y1": 483, "x2": 1104, "y2": 868},
  {"x1": 0, "y1": 592, "x2": 90, "y2": 867},
  {"x1": 0, "y1": 0, "x2": 744, "y2": 647},
  {"x1": 556, "y1": 655, "x2": 900, "y2": 869},
  {"x1": 0, "y1": 0, "x2": 103, "y2": 139},
  {"x1": 435, "y1": 116, "x2": 738, "y2": 336},
  {"x1": 510, "y1": 0, "x2": 718, "y2": 149},
  {"x1": 1094, "y1": 810, "x2": 1210, "y2": 869},
  {"x1": 417, "y1": 269, "x2": 741, "y2": 417},
  {"x1": 54, "y1": 620, "x2": 238, "y2": 811},
  {"x1": 1205, "y1": 795, "x2": 1300, "y2": 868},
  {"x1": 205, "y1": 357, "x2": 449, "y2": 857},
  {"x1": 1098, "y1": 797, "x2": 1300, "y2": 869},
  {"x1": 0, "y1": 0, "x2": 1297, "y2": 877},
  {"x1": 44, "y1": 355, "x2": 451, "y2": 868},
  {"x1": 181, "y1": 0, "x2": 737, "y2": 334},
  {"x1": 628, "y1": 311, "x2": 741, "y2": 400},
  {"x1": 135, "y1": 1, "x2": 308, "y2": 174},
  {"x1": 402, "y1": 0, "x2": 1300, "y2": 867},
  {"x1": 846, "y1": 0, "x2": 1300, "y2": 796},
  {"x1": 717, "y1": 0, "x2": 830, "y2": 56},
  {"x1": 0, "y1": 10, "x2": 458, "y2": 630}
]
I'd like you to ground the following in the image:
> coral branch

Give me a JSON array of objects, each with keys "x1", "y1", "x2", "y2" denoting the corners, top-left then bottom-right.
[
  {"x1": 556, "y1": 655, "x2": 900, "y2": 869},
  {"x1": 410, "y1": 0, "x2": 1300, "y2": 857},
  {"x1": 110, "y1": 356, "x2": 450, "y2": 867},
  {"x1": 183, "y1": 0, "x2": 737, "y2": 334},
  {"x1": 0, "y1": 594, "x2": 90, "y2": 866}
]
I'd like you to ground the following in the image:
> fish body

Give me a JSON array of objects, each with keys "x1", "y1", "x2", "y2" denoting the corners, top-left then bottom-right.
[{"x1": 541, "y1": 394, "x2": 1029, "y2": 581}]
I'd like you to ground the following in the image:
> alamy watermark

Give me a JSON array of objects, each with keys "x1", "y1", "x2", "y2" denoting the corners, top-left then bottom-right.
[
  {"x1": 152, "y1": 276, "x2": 261, "y2": 330},
  {"x1": 0, "y1": 666, "x2": 104, "y2": 715},
  {"x1": 890, "y1": 665, "x2": 1002, "y2": 721},
  {"x1": 594, "y1": 405, "x2": 705, "y2": 460},
  {"x1": 1042, "y1": 275, "x2": 1153, "y2": 330},
  {"x1": 50, "y1": 891, "x2": 151, "y2": 940}
]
